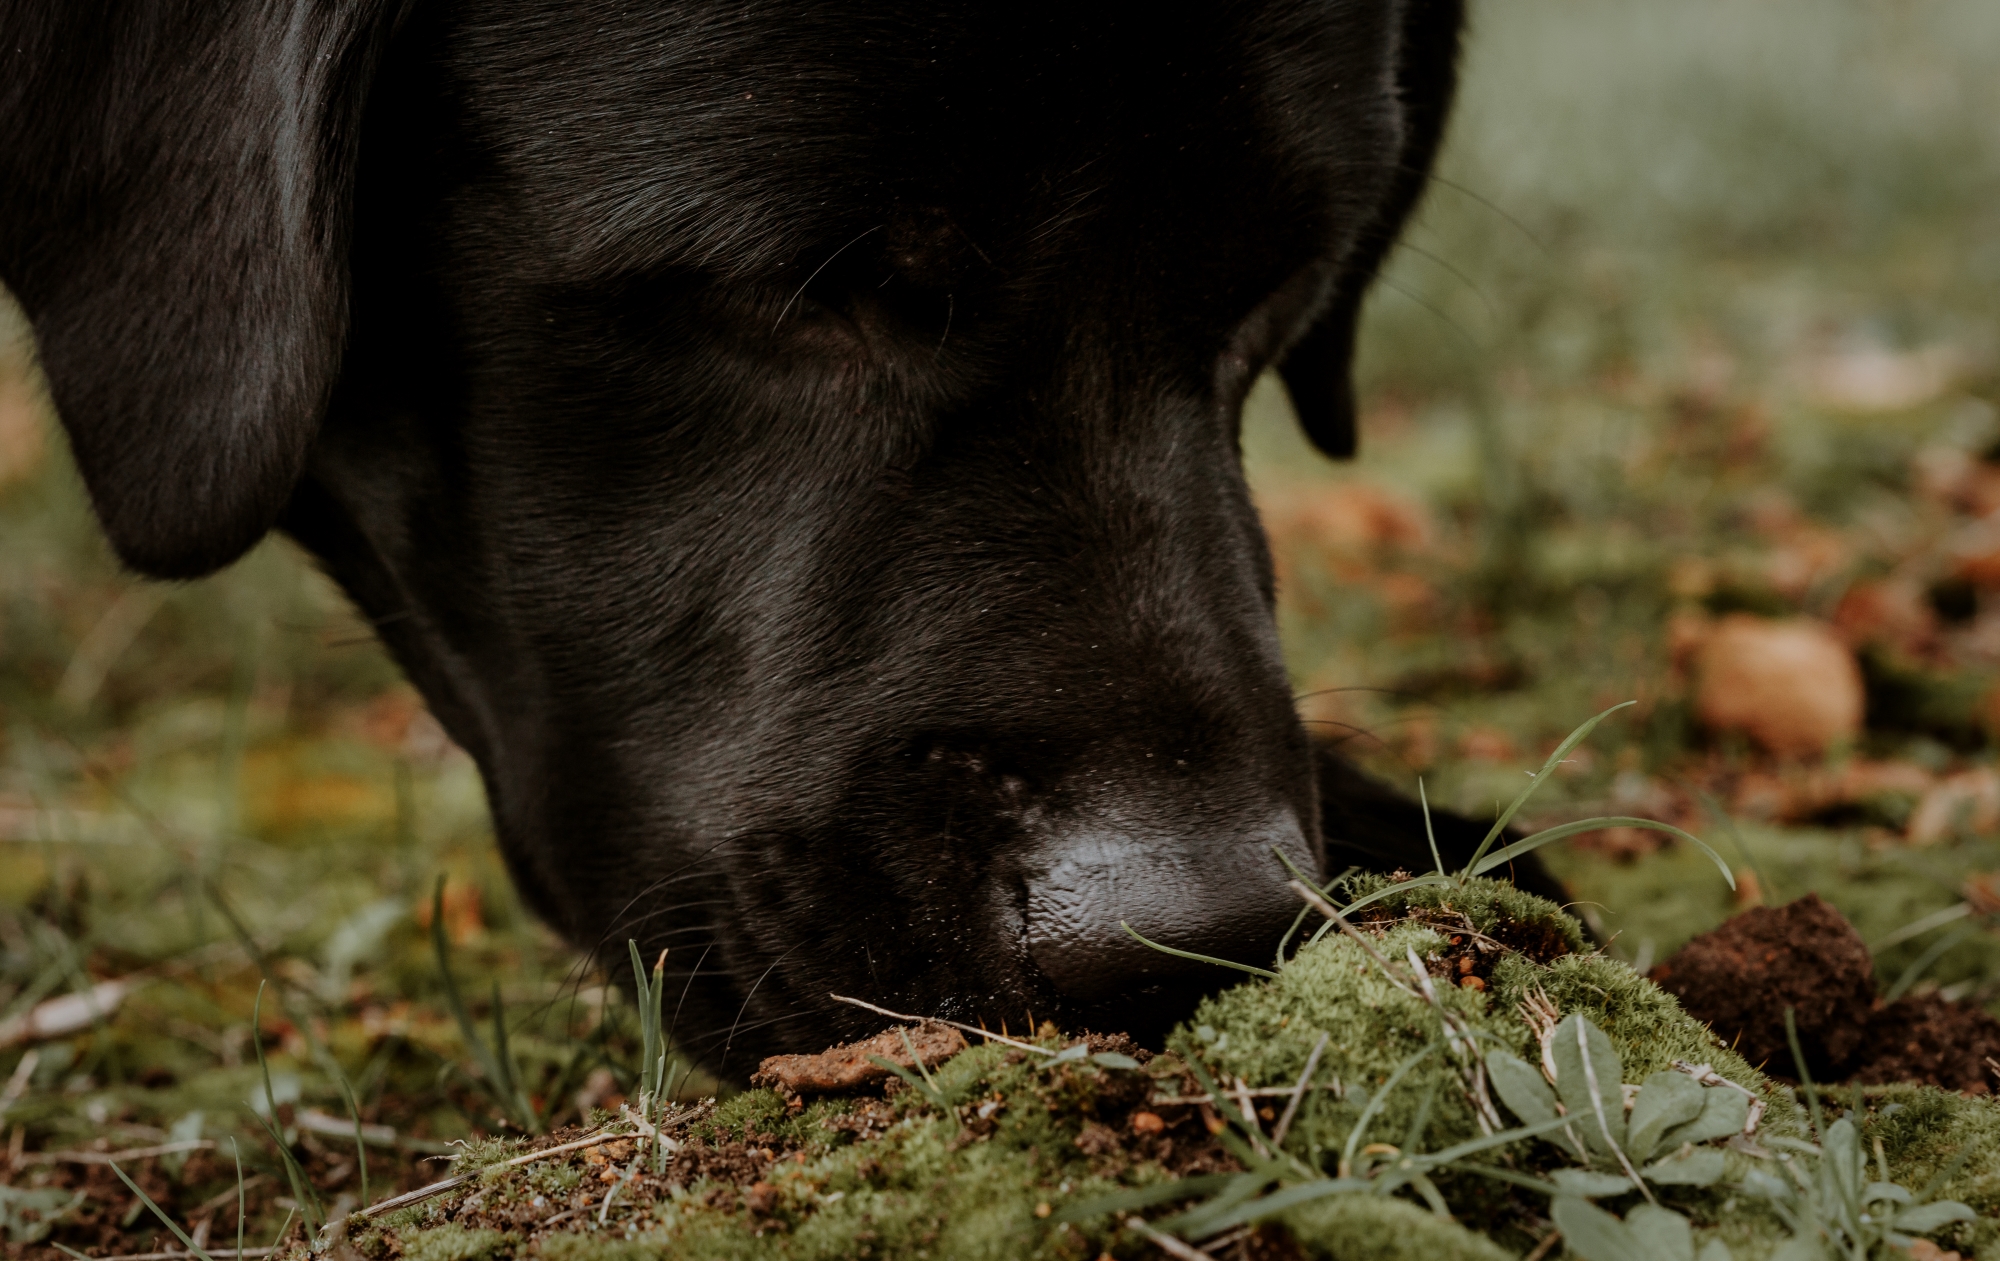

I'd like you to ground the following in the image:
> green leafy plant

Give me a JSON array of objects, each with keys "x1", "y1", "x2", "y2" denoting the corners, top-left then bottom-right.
[
  {"x1": 1484, "y1": 1015, "x2": 1750, "y2": 1196},
  {"x1": 626, "y1": 939, "x2": 679, "y2": 1172},
  {"x1": 1543, "y1": 1009, "x2": 1978, "y2": 1261}
]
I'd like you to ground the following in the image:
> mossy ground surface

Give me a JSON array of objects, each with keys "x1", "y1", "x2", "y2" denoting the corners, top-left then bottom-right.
[
  {"x1": 8, "y1": 4, "x2": 2000, "y2": 1259},
  {"x1": 331, "y1": 881, "x2": 1997, "y2": 1261}
]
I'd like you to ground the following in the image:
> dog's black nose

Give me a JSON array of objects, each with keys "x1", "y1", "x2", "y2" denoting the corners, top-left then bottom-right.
[{"x1": 1024, "y1": 819, "x2": 1312, "y2": 1011}]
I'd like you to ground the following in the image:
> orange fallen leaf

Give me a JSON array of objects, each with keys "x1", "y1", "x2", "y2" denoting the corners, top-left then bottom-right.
[{"x1": 1694, "y1": 614, "x2": 1863, "y2": 758}]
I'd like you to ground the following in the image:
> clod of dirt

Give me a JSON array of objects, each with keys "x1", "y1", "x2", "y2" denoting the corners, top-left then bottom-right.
[
  {"x1": 749, "y1": 1019, "x2": 966, "y2": 1095},
  {"x1": 1650, "y1": 893, "x2": 1875, "y2": 1079},
  {"x1": 1847, "y1": 992, "x2": 2000, "y2": 1096}
]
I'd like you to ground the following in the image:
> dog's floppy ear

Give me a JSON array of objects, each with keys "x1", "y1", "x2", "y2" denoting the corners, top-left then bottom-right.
[
  {"x1": 0, "y1": 1, "x2": 396, "y2": 578},
  {"x1": 1280, "y1": 0, "x2": 1465, "y2": 460}
]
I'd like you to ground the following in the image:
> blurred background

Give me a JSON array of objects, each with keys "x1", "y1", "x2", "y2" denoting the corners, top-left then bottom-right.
[{"x1": 3, "y1": 0, "x2": 1999, "y2": 1252}]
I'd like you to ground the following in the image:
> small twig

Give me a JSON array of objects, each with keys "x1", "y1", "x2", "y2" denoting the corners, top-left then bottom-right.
[
  {"x1": 1523, "y1": 1229, "x2": 1562, "y2": 1261},
  {"x1": 1126, "y1": 1217, "x2": 1212, "y2": 1261},
  {"x1": 1288, "y1": 881, "x2": 1417, "y2": 996},
  {"x1": 192, "y1": 1175, "x2": 269, "y2": 1218},
  {"x1": 353, "y1": 1126, "x2": 632, "y2": 1221},
  {"x1": 828, "y1": 994, "x2": 1052, "y2": 1055},
  {"x1": 1231, "y1": 1077, "x2": 1272, "y2": 1159},
  {"x1": 596, "y1": 1179, "x2": 621, "y2": 1227},
  {"x1": 0, "y1": 1048, "x2": 39, "y2": 1114},
  {"x1": 537, "y1": 1208, "x2": 581, "y2": 1229},
  {"x1": 1271, "y1": 1032, "x2": 1331, "y2": 1149},
  {"x1": 23, "y1": 1139, "x2": 215, "y2": 1165},
  {"x1": 1198, "y1": 1225, "x2": 1254, "y2": 1254},
  {"x1": 68, "y1": 1251, "x2": 275, "y2": 1261}
]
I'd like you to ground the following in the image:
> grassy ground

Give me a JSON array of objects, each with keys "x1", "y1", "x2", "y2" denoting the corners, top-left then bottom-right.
[{"x1": 3, "y1": 0, "x2": 2000, "y2": 1256}]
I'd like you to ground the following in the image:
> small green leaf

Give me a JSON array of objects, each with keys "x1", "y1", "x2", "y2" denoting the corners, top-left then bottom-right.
[
  {"x1": 1551, "y1": 1169, "x2": 1636, "y2": 1198},
  {"x1": 1767, "y1": 1238, "x2": 1825, "y2": 1261},
  {"x1": 1641, "y1": 1146, "x2": 1727, "y2": 1187},
  {"x1": 1552, "y1": 1014, "x2": 1627, "y2": 1155},
  {"x1": 1892, "y1": 1200, "x2": 1976, "y2": 1234},
  {"x1": 1551, "y1": 1195, "x2": 1645, "y2": 1261},
  {"x1": 1625, "y1": 1204, "x2": 1697, "y2": 1261},
  {"x1": 1862, "y1": 1181, "x2": 1912, "y2": 1205},
  {"x1": 1090, "y1": 1051, "x2": 1142, "y2": 1070},
  {"x1": 1627, "y1": 1071, "x2": 1704, "y2": 1162},
  {"x1": 1823, "y1": 1118, "x2": 1865, "y2": 1206},
  {"x1": 1485, "y1": 1049, "x2": 1559, "y2": 1125},
  {"x1": 1657, "y1": 1086, "x2": 1748, "y2": 1149}
]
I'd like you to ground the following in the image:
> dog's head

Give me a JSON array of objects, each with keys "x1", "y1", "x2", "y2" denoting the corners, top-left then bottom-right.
[{"x1": 2, "y1": 1, "x2": 1462, "y2": 1065}]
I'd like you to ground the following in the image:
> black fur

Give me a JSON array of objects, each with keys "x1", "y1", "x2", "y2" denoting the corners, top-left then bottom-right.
[{"x1": 3, "y1": 1, "x2": 1553, "y2": 1069}]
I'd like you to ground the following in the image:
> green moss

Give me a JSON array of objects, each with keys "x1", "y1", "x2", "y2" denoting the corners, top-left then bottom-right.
[
  {"x1": 1283, "y1": 1194, "x2": 1516, "y2": 1261},
  {"x1": 400, "y1": 1225, "x2": 513, "y2": 1261},
  {"x1": 360, "y1": 880, "x2": 2000, "y2": 1261},
  {"x1": 1336, "y1": 872, "x2": 1590, "y2": 957},
  {"x1": 1858, "y1": 1085, "x2": 2000, "y2": 1217}
]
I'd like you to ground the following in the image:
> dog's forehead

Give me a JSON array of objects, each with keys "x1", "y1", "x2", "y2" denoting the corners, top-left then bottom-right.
[{"x1": 447, "y1": 2, "x2": 1403, "y2": 284}]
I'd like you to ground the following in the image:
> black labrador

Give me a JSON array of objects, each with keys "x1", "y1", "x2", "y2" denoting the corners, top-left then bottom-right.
[{"x1": 2, "y1": 0, "x2": 1555, "y2": 1068}]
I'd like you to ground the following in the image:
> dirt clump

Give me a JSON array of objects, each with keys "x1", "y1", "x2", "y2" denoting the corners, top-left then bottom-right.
[
  {"x1": 1652, "y1": 893, "x2": 2000, "y2": 1093},
  {"x1": 1847, "y1": 992, "x2": 2000, "y2": 1095},
  {"x1": 1649, "y1": 892, "x2": 1875, "y2": 1078},
  {"x1": 750, "y1": 1019, "x2": 966, "y2": 1095}
]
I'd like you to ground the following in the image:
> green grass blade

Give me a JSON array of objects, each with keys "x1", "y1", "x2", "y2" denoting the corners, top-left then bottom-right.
[
  {"x1": 329, "y1": 1059, "x2": 371, "y2": 1208},
  {"x1": 486, "y1": 979, "x2": 536, "y2": 1130},
  {"x1": 251, "y1": 982, "x2": 323, "y2": 1234},
  {"x1": 1883, "y1": 923, "x2": 1978, "y2": 1004},
  {"x1": 1415, "y1": 1113, "x2": 1577, "y2": 1167},
  {"x1": 1472, "y1": 816, "x2": 1735, "y2": 890},
  {"x1": 1695, "y1": 788, "x2": 1772, "y2": 902},
  {"x1": 1459, "y1": 700, "x2": 1635, "y2": 886},
  {"x1": 231, "y1": 1137, "x2": 246, "y2": 1261},
  {"x1": 1783, "y1": 1007, "x2": 1824, "y2": 1142},
  {"x1": 109, "y1": 1160, "x2": 214, "y2": 1261},
  {"x1": 1341, "y1": 1039, "x2": 1442, "y2": 1175},
  {"x1": 1175, "y1": 1174, "x2": 1367, "y2": 1235},
  {"x1": 864, "y1": 1054, "x2": 949, "y2": 1112},
  {"x1": 1306, "y1": 874, "x2": 1456, "y2": 945},
  {"x1": 1420, "y1": 778, "x2": 1444, "y2": 876},
  {"x1": 1449, "y1": 1162, "x2": 1562, "y2": 1195},
  {"x1": 1120, "y1": 921, "x2": 1277, "y2": 979},
  {"x1": 1052, "y1": 1173, "x2": 1239, "y2": 1223},
  {"x1": 430, "y1": 877, "x2": 531, "y2": 1129}
]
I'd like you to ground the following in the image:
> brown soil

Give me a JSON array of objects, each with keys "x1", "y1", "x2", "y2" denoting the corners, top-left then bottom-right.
[
  {"x1": 1848, "y1": 992, "x2": 2000, "y2": 1095},
  {"x1": 1649, "y1": 893, "x2": 1876, "y2": 1078},
  {"x1": 1651, "y1": 893, "x2": 2000, "y2": 1094},
  {"x1": 1354, "y1": 893, "x2": 1575, "y2": 993}
]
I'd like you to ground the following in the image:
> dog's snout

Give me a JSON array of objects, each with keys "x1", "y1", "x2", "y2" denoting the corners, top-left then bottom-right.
[{"x1": 1024, "y1": 820, "x2": 1312, "y2": 1010}]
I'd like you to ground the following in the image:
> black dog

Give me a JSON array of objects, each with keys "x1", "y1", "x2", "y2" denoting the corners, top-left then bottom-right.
[{"x1": 4, "y1": 0, "x2": 1553, "y2": 1067}]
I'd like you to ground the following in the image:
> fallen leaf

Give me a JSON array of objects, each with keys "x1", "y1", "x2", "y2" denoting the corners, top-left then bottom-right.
[{"x1": 1695, "y1": 614, "x2": 1863, "y2": 758}]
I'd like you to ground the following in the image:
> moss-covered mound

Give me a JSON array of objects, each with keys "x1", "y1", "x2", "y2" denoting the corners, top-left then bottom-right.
[{"x1": 334, "y1": 878, "x2": 1999, "y2": 1261}]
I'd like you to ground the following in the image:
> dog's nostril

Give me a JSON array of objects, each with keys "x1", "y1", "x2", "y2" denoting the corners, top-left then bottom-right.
[{"x1": 1023, "y1": 823, "x2": 1312, "y2": 1007}]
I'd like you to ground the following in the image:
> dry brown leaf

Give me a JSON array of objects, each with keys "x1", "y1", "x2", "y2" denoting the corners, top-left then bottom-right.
[
  {"x1": 751, "y1": 1021, "x2": 967, "y2": 1096},
  {"x1": 1695, "y1": 614, "x2": 1863, "y2": 758}
]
